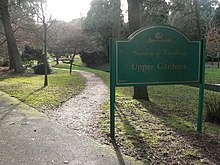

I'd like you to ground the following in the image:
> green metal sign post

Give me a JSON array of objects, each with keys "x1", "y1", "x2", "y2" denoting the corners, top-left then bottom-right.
[
  {"x1": 197, "y1": 39, "x2": 206, "y2": 132},
  {"x1": 110, "y1": 26, "x2": 205, "y2": 138}
]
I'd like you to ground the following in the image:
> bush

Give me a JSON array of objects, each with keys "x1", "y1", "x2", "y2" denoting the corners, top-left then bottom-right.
[
  {"x1": 22, "y1": 45, "x2": 44, "y2": 67},
  {"x1": 0, "y1": 57, "x2": 9, "y2": 67},
  {"x1": 0, "y1": 57, "x2": 3, "y2": 66},
  {"x1": 205, "y1": 94, "x2": 220, "y2": 124},
  {"x1": 2, "y1": 60, "x2": 9, "y2": 67},
  {"x1": 33, "y1": 63, "x2": 52, "y2": 74},
  {"x1": 80, "y1": 51, "x2": 108, "y2": 66}
]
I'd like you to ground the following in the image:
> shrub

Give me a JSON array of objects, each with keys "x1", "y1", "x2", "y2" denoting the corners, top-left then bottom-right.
[
  {"x1": 0, "y1": 57, "x2": 9, "y2": 67},
  {"x1": 22, "y1": 45, "x2": 44, "y2": 67},
  {"x1": 2, "y1": 60, "x2": 9, "y2": 67},
  {"x1": 80, "y1": 51, "x2": 108, "y2": 66},
  {"x1": 0, "y1": 57, "x2": 3, "y2": 66},
  {"x1": 205, "y1": 94, "x2": 220, "y2": 124},
  {"x1": 33, "y1": 63, "x2": 52, "y2": 74}
]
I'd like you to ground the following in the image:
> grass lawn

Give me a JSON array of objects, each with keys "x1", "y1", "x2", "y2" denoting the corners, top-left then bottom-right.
[
  {"x1": 205, "y1": 67, "x2": 220, "y2": 84},
  {"x1": 0, "y1": 70, "x2": 85, "y2": 110},
  {"x1": 52, "y1": 55, "x2": 110, "y2": 86},
  {"x1": 101, "y1": 85, "x2": 220, "y2": 164}
]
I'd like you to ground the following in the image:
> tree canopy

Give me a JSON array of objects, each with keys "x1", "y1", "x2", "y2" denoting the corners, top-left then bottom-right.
[{"x1": 1, "y1": 0, "x2": 220, "y2": 71}]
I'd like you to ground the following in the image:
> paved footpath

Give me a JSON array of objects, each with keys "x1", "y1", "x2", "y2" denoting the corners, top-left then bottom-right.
[{"x1": 0, "y1": 91, "x2": 142, "y2": 165}]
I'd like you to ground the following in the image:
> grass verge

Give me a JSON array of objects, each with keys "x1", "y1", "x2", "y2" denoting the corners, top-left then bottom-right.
[
  {"x1": 205, "y1": 67, "x2": 220, "y2": 84},
  {"x1": 0, "y1": 71, "x2": 85, "y2": 110},
  {"x1": 101, "y1": 87, "x2": 220, "y2": 164}
]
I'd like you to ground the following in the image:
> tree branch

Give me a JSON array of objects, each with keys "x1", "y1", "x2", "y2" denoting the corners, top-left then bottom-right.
[{"x1": 0, "y1": 26, "x2": 20, "y2": 46}]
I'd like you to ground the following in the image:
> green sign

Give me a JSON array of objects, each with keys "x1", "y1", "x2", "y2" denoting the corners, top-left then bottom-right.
[
  {"x1": 110, "y1": 26, "x2": 206, "y2": 138},
  {"x1": 114, "y1": 26, "x2": 201, "y2": 86}
]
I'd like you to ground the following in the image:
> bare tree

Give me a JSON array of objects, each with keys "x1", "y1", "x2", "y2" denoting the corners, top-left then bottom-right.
[
  {"x1": 206, "y1": 22, "x2": 220, "y2": 67},
  {"x1": 47, "y1": 20, "x2": 99, "y2": 55},
  {"x1": 26, "y1": 1, "x2": 52, "y2": 86},
  {"x1": 193, "y1": 0, "x2": 202, "y2": 39}
]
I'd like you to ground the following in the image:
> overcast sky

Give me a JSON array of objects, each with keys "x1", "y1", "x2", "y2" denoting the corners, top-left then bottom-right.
[{"x1": 47, "y1": 0, "x2": 128, "y2": 22}]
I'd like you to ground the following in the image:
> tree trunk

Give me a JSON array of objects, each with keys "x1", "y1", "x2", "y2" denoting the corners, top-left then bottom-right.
[
  {"x1": 55, "y1": 54, "x2": 59, "y2": 65},
  {"x1": 43, "y1": 20, "x2": 48, "y2": 86},
  {"x1": 8, "y1": 52, "x2": 15, "y2": 70},
  {"x1": 127, "y1": 0, "x2": 141, "y2": 33},
  {"x1": 113, "y1": 0, "x2": 121, "y2": 38},
  {"x1": 193, "y1": 0, "x2": 202, "y2": 39},
  {"x1": 0, "y1": 0, "x2": 24, "y2": 73},
  {"x1": 40, "y1": 2, "x2": 48, "y2": 86},
  {"x1": 69, "y1": 54, "x2": 75, "y2": 74},
  {"x1": 133, "y1": 86, "x2": 149, "y2": 100},
  {"x1": 127, "y1": 0, "x2": 149, "y2": 100}
]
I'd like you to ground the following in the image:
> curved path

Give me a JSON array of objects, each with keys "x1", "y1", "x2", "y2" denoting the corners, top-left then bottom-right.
[{"x1": 45, "y1": 70, "x2": 108, "y2": 137}]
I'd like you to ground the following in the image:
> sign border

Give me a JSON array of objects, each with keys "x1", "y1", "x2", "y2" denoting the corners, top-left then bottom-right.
[{"x1": 115, "y1": 26, "x2": 201, "y2": 86}]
